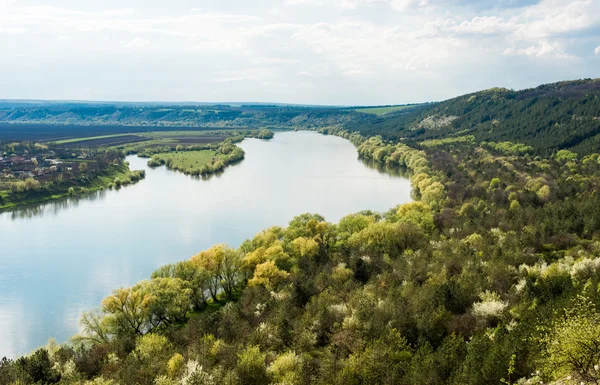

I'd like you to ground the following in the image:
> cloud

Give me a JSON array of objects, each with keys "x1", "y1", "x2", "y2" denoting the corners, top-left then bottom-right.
[
  {"x1": 123, "y1": 37, "x2": 149, "y2": 48},
  {"x1": 595, "y1": 45, "x2": 600, "y2": 55},
  {"x1": 503, "y1": 40, "x2": 572, "y2": 58},
  {"x1": 285, "y1": 0, "x2": 428, "y2": 11},
  {"x1": 0, "y1": 0, "x2": 597, "y2": 104},
  {"x1": 0, "y1": 26, "x2": 26, "y2": 35},
  {"x1": 514, "y1": 0, "x2": 600, "y2": 39}
]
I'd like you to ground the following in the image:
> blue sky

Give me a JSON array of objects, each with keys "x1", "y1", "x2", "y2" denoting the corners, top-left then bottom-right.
[{"x1": 0, "y1": 0, "x2": 598, "y2": 104}]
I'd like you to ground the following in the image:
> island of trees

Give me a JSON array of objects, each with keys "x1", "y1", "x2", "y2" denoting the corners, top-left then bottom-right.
[
  {"x1": 2, "y1": 79, "x2": 600, "y2": 385},
  {"x1": 145, "y1": 130, "x2": 273, "y2": 177}
]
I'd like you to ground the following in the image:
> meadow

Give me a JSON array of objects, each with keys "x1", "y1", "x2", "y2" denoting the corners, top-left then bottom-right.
[
  {"x1": 354, "y1": 105, "x2": 417, "y2": 115},
  {"x1": 150, "y1": 150, "x2": 221, "y2": 170}
]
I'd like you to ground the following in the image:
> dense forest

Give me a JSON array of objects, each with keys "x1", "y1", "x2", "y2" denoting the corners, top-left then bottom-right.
[
  {"x1": 352, "y1": 79, "x2": 600, "y2": 155},
  {"x1": 3, "y1": 79, "x2": 600, "y2": 385}
]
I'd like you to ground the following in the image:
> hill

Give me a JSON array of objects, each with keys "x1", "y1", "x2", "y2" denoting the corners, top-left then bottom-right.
[{"x1": 353, "y1": 78, "x2": 600, "y2": 155}]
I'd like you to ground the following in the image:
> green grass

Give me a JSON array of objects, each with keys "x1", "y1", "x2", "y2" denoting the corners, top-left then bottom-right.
[
  {"x1": 152, "y1": 150, "x2": 222, "y2": 169},
  {"x1": 354, "y1": 105, "x2": 417, "y2": 116},
  {"x1": 53, "y1": 134, "x2": 137, "y2": 144},
  {"x1": 141, "y1": 130, "x2": 232, "y2": 139}
]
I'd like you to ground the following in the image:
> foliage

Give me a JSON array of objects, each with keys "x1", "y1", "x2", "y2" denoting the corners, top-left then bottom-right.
[{"x1": 9, "y1": 78, "x2": 600, "y2": 385}]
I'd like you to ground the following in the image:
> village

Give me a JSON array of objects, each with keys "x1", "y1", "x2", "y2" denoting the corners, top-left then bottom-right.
[{"x1": 0, "y1": 143, "x2": 123, "y2": 185}]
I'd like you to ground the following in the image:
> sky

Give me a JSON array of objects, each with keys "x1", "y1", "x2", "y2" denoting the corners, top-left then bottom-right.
[{"x1": 0, "y1": 0, "x2": 598, "y2": 105}]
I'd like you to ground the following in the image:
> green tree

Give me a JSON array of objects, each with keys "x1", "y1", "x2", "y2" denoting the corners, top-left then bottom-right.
[
  {"x1": 237, "y1": 346, "x2": 268, "y2": 385},
  {"x1": 543, "y1": 297, "x2": 600, "y2": 383}
]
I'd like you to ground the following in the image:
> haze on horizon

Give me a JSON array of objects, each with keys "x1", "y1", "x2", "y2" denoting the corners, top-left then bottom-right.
[{"x1": 0, "y1": 0, "x2": 598, "y2": 105}]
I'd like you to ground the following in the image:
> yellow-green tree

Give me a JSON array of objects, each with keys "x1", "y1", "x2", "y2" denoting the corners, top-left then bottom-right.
[
  {"x1": 101, "y1": 287, "x2": 153, "y2": 336},
  {"x1": 248, "y1": 261, "x2": 290, "y2": 291},
  {"x1": 191, "y1": 244, "x2": 242, "y2": 300},
  {"x1": 543, "y1": 297, "x2": 600, "y2": 383}
]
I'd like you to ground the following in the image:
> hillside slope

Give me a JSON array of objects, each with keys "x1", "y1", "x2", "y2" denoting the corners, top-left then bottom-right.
[{"x1": 353, "y1": 78, "x2": 600, "y2": 155}]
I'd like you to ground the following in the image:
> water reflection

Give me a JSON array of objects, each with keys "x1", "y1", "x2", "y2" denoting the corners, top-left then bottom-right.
[
  {"x1": 0, "y1": 131, "x2": 413, "y2": 358},
  {"x1": 5, "y1": 189, "x2": 108, "y2": 220},
  {"x1": 358, "y1": 158, "x2": 411, "y2": 178}
]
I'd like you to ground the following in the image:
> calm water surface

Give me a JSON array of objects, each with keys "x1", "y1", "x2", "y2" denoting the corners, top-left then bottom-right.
[{"x1": 0, "y1": 131, "x2": 412, "y2": 357}]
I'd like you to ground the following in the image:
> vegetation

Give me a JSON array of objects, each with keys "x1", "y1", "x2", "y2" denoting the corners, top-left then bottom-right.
[
  {"x1": 0, "y1": 163, "x2": 145, "y2": 210},
  {"x1": 353, "y1": 105, "x2": 418, "y2": 116},
  {"x1": 0, "y1": 143, "x2": 145, "y2": 211},
  {"x1": 145, "y1": 132, "x2": 271, "y2": 176},
  {"x1": 351, "y1": 78, "x2": 600, "y2": 155},
  {"x1": 4, "y1": 79, "x2": 600, "y2": 384},
  {"x1": 149, "y1": 150, "x2": 220, "y2": 171},
  {"x1": 53, "y1": 134, "x2": 140, "y2": 145}
]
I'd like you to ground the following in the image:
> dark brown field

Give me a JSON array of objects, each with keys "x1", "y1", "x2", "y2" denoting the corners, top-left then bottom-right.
[{"x1": 56, "y1": 135, "x2": 150, "y2": 148}]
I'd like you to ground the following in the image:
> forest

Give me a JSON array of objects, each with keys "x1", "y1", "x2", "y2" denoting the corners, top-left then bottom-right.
[
  {"x1": 3, "y1": 79, "x2": 600, "y2": 384},
  {"x1": 351, "y1": 79, "x2": 600, "y2": 156}
]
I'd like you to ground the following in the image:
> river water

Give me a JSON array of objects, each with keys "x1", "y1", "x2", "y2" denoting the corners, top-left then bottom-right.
[{"x1": 0, "y1": 131, "x2": 412, "y2": 357}]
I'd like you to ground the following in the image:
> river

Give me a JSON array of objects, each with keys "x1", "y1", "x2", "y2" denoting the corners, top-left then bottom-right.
[{"x1": 0, "y1": 131, "x2": 412, "y2": 357}]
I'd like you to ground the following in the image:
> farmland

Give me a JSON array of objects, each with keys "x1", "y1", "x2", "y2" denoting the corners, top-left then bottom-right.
[
  {"x1": 0, "y1": 123, "x2": 227, "y2": 141},
  {"x1": 354, "y1": 105, "x2": 418, "y2": 116},
  {"x1": 54, "y1": 135, "x2": 151, "y2": 147}
]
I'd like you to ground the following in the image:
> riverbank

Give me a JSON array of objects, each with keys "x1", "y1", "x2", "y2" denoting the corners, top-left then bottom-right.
[
  {"x1": 145, "y1": 132, "x2": 274, "y2": 177},
  {"x1": 0, "y1": 162, "x2": 145, "y2": 211}
]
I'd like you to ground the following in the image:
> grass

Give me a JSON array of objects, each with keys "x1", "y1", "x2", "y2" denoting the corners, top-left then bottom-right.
[
  {"x1": 152, "y1": 150, "x2": 222, "y2": 169},
  {"x1": 53, "y1": 134, "x2": 139, "y2": 144},
  {"x1": 142, "y1": 130, "x2": 237, "y2": 139},
  {"x1": 53, "y1": 131, "x2": 222, "y2": 145},
  {"x1": 354, "y1": 105, "x2": 417, "y2": 116}
]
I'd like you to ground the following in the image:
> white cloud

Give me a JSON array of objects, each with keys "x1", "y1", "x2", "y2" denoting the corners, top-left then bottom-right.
[
  {"x1": 123, "y1": 37, "x2": 150, "y2": 48},
  {"x1": 514, "y1": 0, "x2": 599, "y2": 39},
  {"x1": 0, "y1": 0, "x2": 597, "y2": 104},
  {"x1": 503, "y1": 40, "x2": 572, "y2": 58},
  {"x1": 452, "y1": 16, "x2": 515, "y2": 35},
  {"x1": 0, "y1": 26, "x2": 26, "y2": 34},
  {"x1": 285, "y1": 0, "x2": 428, "y2": 11},
  {"x1": 595, "y1": 45, "x2": 600, "y2": 55}
]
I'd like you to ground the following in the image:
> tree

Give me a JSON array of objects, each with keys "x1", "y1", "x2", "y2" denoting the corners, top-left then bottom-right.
[
  {"x1": 237, "y1": 346, "x2": 268, "y2": 385},
  {"x1": 135, "y1": 277, "x2": 193, "y2": 327},
  {"x1": 17, "y1": 348, "x2": 61, "y2": 384},
  {"x1": 152, "y1": 261, "x2": 211, "y2": 308},
  {"x1": 543, "y1": 297, "x2": 600, "y2": 383},
  {"x1": 348, "y1": 222, "x2": 425, "y2": 259},
  {"x1": 75, "y1": 310, "x2": 111, "y2": 345},
  {"x1": 248, "y1": 261, "x2": 290, "y2": 291},
  {"x1": 268, "y1": 351, "x2": 302, "y2": 385},
  {"x1": 101, "y1": 287, "x2": 152, "y2": 336},
  {"x1": 191, "y1": 244, "x2": 242, "y2": 300},
  {"x1": 291, "y1": 237, "x2": 319, "y2": 259}
]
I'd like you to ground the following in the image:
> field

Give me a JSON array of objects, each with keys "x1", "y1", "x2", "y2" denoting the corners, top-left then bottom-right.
[
  {"x1": 53, "y1": 134, "x2": 136, "y2": 144},
  {"x1": 354, "y1": 105, "x2": 417, "y2": 116},
  {"x1": 54, "y1": 135, "x2": 151, "y2": 147},
  {"x1": 0, "y1": 123, "x2": 235, "y2": 142},
  {"x1": 151, "y1": 150, "x2": 222, "y2": 169}
]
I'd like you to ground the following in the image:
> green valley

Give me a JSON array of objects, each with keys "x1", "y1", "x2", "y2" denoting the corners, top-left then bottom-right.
[{"x1": 2, "y1": 79, "x2": 600, "y2": 385}]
